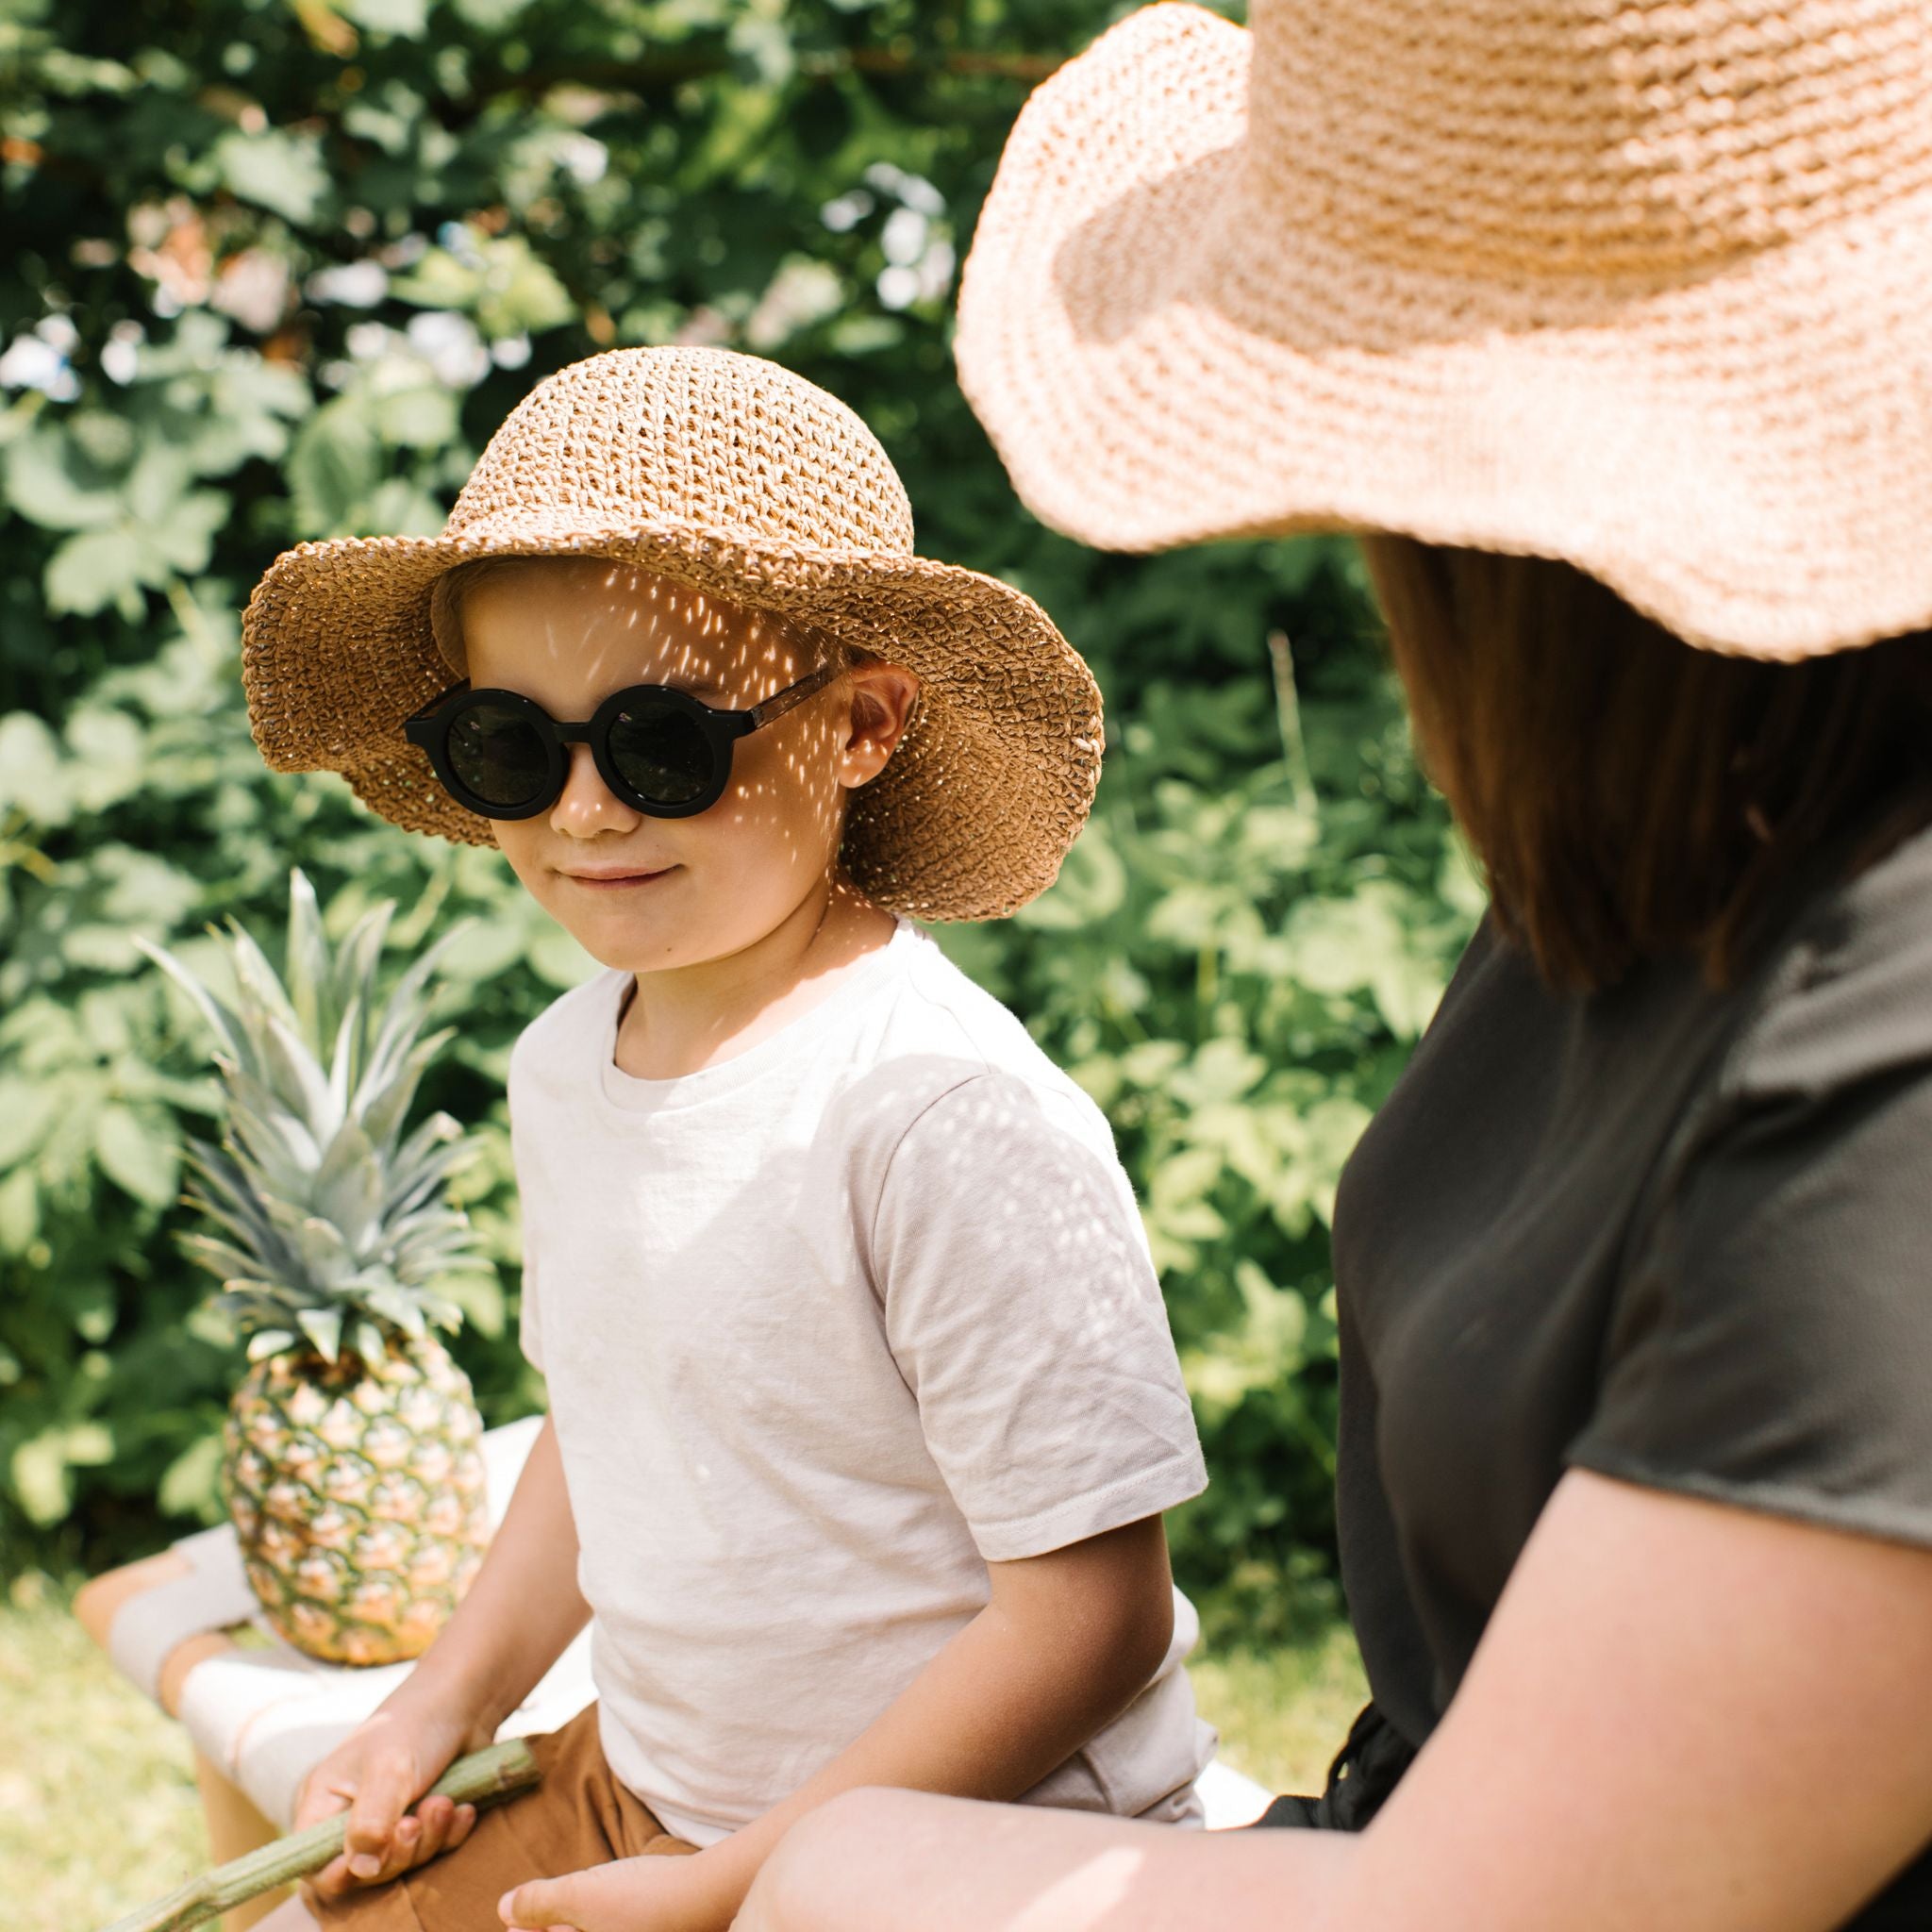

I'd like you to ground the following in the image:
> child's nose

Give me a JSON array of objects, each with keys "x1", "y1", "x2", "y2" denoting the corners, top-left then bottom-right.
[{"x1": 549, "y1": 741, "x2": 639, "y2": 835}]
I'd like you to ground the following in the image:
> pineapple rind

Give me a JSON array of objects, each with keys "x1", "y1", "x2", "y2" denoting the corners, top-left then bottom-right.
[{"x1": 225, "y1": 1335, "x2": 489, "y2": 1666}]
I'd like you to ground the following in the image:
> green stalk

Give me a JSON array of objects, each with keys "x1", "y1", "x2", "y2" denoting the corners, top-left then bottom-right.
[
  {"x1": 94, "y1": 1740, "x2": 541, "y2": 1932},
  {"x1": 1267, "y1": 627, "x2": 1320, "y2": 826}
]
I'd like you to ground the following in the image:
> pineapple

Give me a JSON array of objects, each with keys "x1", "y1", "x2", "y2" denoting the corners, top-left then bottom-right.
[{"x1": 140, "y1": 871, "x2": 491, "y2": 1666}]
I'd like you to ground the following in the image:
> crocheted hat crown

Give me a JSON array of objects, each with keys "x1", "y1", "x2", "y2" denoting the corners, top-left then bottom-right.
[
  {"x1": 444, "y1": 347, "x2": 917, "y2": 555},
  {"x1": 1251, "y1": 0, "x2": 1932, "y2": 279}
]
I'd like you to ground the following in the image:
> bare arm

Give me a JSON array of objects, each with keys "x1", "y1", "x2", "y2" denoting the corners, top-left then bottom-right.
[
  {"x1": 503, "y1": 1513, "x2": 1179, "y2": 1930},
  {"x1": 396, "y1": 1408, "x2": 589, "y2": 1733},
  {"x1": 738, "y1": 1472, "x2": 1932, "y2": 1932},
  {"x1": 299, "y1": 1410, "x2": 586, "y2": 1896}
]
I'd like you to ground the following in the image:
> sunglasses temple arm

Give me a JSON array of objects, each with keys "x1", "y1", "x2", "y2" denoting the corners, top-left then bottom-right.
[{"x1": 746, "y1": 661, "x2": 841, "y2": 730}]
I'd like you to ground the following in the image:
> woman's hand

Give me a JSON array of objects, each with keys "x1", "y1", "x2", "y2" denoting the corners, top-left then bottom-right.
[{"x1": 292, "y1": 1697, "x2": 495, "y2": 1905}]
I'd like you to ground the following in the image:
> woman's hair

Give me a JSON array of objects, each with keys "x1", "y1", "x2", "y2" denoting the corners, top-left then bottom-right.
[{"x1": 1358, "y1": 535, "x2": 1932, "y2": 993}]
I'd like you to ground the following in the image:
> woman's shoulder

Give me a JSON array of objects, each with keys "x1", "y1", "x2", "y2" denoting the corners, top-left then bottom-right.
[{"x1": 1723, "y1": 817, "x2": 1932, "y2": 1103}]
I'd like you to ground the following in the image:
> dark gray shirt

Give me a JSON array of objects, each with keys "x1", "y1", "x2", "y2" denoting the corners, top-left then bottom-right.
[{"x1": 1333, "y1": 824, "x2": 1932, "y2": 1926}]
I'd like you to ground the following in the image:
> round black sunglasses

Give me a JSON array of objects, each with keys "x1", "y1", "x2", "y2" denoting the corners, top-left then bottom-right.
[{"x1": 402, "y1": 664, "x2": 840, "y2": 821}]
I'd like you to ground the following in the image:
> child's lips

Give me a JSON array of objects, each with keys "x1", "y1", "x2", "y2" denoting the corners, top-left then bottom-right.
[{"x1": 558, "y1": 866, "x2": 677, "y2": 891}]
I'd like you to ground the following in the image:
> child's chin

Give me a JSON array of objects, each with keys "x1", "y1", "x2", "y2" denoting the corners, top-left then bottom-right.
[{"x1": 560, "y1": 903, "x2": 731, "y2": 976}]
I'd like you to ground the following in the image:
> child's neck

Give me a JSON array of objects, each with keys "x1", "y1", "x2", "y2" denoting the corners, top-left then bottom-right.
[{"x1": 611, "y1": 874, "x2": 896, "y2": 1081}]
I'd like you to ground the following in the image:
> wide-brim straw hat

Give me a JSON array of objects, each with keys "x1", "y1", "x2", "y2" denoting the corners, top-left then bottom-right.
[
  {"x1": 242, "y1": 346, "x2": 1102, "y2": 922},
  {"x1": 955, "y1": 0, "x2": 1932, "y2": 660}
]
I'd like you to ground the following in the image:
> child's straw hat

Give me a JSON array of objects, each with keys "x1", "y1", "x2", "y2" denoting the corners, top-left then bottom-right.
[
  {"x1": 242, "y1": 346, "x2": 1102, "y2": 922},
  {"x1": 955, "y1": 0, "x2": 1932, "y2": 659}
]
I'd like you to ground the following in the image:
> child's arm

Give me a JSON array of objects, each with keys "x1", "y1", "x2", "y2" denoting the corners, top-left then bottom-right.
[
  {"x1": 297, "y1": 1412, "x2": 589, "y2": 1902},
  {"x1": 499, "y1": 1510, "x2": 1178, "y2": 1932}
]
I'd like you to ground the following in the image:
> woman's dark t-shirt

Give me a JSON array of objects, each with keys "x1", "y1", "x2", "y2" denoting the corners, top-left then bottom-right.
[{"x1": 1331, "y1": 824, "x2": 1932, "y2": 1925}]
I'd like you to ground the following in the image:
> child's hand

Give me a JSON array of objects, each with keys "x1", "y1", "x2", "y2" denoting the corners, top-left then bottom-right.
[
  {"x1": 294, "y1": 1699, "x2": 491, "y2": 1904},
  {"x1": 500, "y1": 1848, "x2": 732, "y2": 1932}
]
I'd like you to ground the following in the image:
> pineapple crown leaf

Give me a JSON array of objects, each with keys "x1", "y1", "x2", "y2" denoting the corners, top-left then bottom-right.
[
  {"x1": 134, "y1": 934, "x2": 256, "y2": 1077},
  {"x1": 143, "y1": 872, "x2": 490, "y2": 1361},
  {"x1": 297, "y1": 1306, "x2": 343, "y2": 1362},
  {"x1": 283, "y1": 868, "x2": 330, "y2": 1046}
]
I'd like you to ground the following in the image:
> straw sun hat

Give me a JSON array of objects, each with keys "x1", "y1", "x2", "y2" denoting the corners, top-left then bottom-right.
[
  {"x1": 955, "y1": 0, "x2": 1932, "y2": 659},
  {"x1": 242, "y1": 346, "x2": 1102, "y2": 922}
]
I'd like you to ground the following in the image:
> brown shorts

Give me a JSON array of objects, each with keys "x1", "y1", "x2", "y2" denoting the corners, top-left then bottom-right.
[{"x1": 308, "y1": 1704, "x2": 695, "y2": 1932}]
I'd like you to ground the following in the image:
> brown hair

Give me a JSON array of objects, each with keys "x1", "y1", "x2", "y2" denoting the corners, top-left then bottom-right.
[{"x1": 1359, "y1": 536, "x2": 1932, "y2": 993}]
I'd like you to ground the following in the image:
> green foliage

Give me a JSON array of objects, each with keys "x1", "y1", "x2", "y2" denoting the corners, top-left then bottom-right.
[{"x1": 0, "y1": 0, "x2": 1477, "y2": 1611}]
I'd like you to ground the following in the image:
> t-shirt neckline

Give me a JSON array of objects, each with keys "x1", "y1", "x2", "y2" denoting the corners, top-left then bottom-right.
[{"x1": 594, "y1": 916, "x2": 920, "y2": 1117}]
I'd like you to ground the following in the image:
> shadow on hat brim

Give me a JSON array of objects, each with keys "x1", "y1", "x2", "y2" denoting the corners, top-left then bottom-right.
[
  {"x1": 242, "y1": 522, "x2": 1102, "y2": 924},
  {"x1": 954, "y1": 3, "x2": 1932, "y2": 660}
]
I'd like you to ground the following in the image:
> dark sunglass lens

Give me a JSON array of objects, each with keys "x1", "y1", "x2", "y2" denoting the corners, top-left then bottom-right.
[
  {"x1": 446, "y1": 701, "x2": 550, "y2": 808},
  {"x1": 607, "y1": 701, "x2": 714, "y2": 807}
]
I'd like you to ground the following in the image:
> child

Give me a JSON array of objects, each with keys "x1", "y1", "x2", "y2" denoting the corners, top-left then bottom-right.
[{"x1": 240, "y1": 346, "x2": 1214, "y2": 1932}]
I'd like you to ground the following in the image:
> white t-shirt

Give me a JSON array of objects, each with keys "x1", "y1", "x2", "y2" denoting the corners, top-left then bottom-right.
[{"x1": 508, "y1": 916, "x2": 1216, "y2": 1846}]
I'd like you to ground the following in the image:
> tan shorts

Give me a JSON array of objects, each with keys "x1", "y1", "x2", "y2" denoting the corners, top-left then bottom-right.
[{"x1": 309, "y1": 1704, "x2": 695, "y2": 1932}]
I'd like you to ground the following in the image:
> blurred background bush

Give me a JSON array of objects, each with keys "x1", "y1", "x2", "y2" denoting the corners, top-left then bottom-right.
[{"x1": 0, "y1": 0, "x2": 1477, "y2": 1634}]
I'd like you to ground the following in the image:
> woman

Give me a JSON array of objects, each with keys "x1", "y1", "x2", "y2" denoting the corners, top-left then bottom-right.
[{"x1": 728, "y1": 3, "x2": 1932, "y2": 1928}]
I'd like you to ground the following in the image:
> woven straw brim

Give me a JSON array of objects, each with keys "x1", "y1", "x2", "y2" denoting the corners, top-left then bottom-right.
[
  {"x1": 242, "y1": 524, "x2": 1102, "y2": 924},
  {"x1": 955, "y1": 5, "x2": 1932, "y2": 660}
]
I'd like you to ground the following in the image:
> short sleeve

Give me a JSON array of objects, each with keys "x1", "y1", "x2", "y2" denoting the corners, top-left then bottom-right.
[
  {"x1": 868, "y1": 1071, "x2": 1207, "y2": 1562},
  {"x1": 1569, "y1": 1053, "x2": 1932, "y2": 1550}
]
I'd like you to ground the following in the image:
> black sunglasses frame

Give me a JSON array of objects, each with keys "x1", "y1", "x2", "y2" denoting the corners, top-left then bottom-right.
[{"x1": 402, "y1": 664, "x2": 841, "y2": 821}]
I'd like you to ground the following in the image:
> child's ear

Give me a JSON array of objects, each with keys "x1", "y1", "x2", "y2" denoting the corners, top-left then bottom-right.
[{"x1": 839, "y1": 663, "x2": 921, "y2": 790}]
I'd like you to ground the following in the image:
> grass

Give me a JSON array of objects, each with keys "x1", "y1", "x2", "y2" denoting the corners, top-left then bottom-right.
[
  {"x1": 0, "y1": 1574, "x2": 208, "y2": 1932},
  {"x1": 1189, "y1": 1620, "x2": 1370, "y2": 1797},
  {"x1": 0, "y1": 1576, "x2": 1368, "y2": 1932}
]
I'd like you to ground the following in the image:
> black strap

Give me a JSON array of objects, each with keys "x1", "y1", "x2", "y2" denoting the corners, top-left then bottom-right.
[{"x1": 1242, "y1": 1701, "x2": 1417, "y2": 1834}]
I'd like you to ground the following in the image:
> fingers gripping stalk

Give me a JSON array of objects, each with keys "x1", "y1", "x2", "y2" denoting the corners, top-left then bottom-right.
[{"x1": 92, "y1": 1740, "x2": 541, "y2": 1932}]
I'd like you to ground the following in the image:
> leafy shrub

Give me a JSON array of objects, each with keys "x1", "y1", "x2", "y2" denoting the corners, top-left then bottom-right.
[{"x1": 0, "y1": 0, "x2": 1477, "y2": 1614}]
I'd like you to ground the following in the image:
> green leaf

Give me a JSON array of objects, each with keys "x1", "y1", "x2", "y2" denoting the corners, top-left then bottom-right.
[
  {"x1": 93, "y1": 1104, "x2": 181, "y2": 1209},
  {"x1": 390, "y1": 232, "x2": 575, "y2": 339},
  {"x1": 0, "y1": 712, "x2": 67, "y2": 820},
  {"x1": 3, "y1": 425, "x2": 125, "y2": 532},
  {"x1": 158, "y1": 1432, "x2": 224, "y2": 1517},
  {"x1": 448, "y1": 0, "x2": 532, "y2": 22},
  {"x1": 341, "y1": 0, "x2": 432, "y2": 33},
  {"x1": 141, "y1": 489, "x2": 229, "y2": 573},
  {"x1": 0, "y1": 1166, "x2": 40, "y2": 1255},
  {"x1": 0, "y1": 1078, "x2": 59, "y2": 1172},
  {"x1": 11, "y1": 1424, "x2": 114, "y2": 1526},
  {"x1": 287, "y1": 396, "x2": 380, "y2": 537},
  {"x1": 1015, "y1": 823, "x2": 1126, "y2": 931},
  {"x1": 43, "y1": 528, "x2": 147, "y2": 619},
  {"x1": 11, "y1": 1435, "x2": 75, "y2": 1526},
  {"x1": 212, "y1": 128, "x2": 330, "y2": 225},
  {"x1": 374, "y1": 386, "x2": 459, "y2": 450}
]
